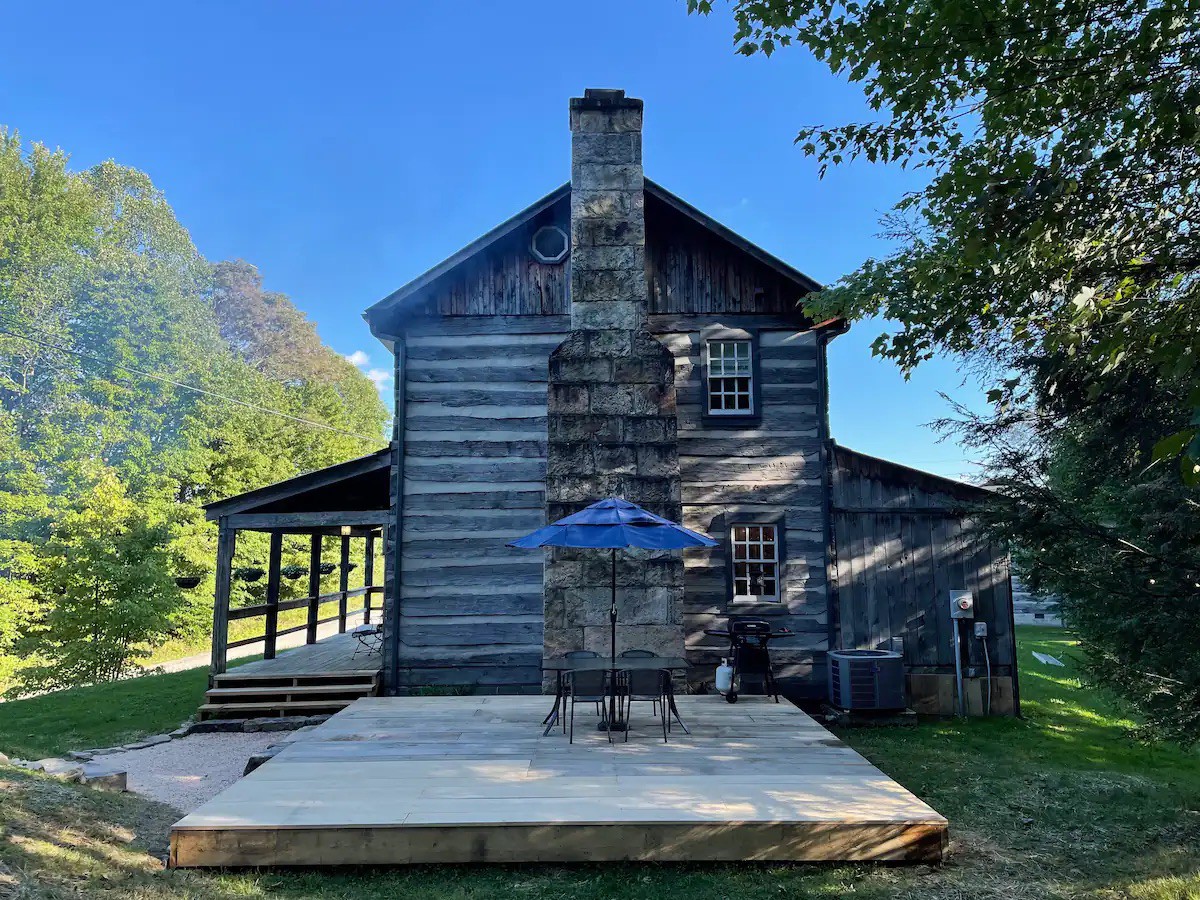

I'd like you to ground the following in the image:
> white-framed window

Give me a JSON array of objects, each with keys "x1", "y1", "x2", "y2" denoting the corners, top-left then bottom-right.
[
  {"x1": 706, "y1": 339, "x2": 754, "y2": 415},
  {"x1": 731, "y1": 524, "x2": 780, "y2": 603}
]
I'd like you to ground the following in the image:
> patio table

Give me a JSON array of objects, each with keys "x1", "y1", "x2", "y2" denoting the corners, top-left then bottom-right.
[{"x1": 541, "y1": 655, "x2": 690, "y2": 738}]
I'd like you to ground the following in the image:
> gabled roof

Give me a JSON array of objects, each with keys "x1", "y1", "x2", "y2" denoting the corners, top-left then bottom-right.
[{"x1": 362, "y1": 179, "x2": 823, "y2": 336}]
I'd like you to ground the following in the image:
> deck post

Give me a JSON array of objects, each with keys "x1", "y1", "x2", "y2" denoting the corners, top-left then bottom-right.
[
  {"x1": 363, "y1": 533, "x2": 376, "y2": 624},
  {"x1": 210, "y1": 518, "x2": 236, "y2": 684},
  {"x1": 263, "y1": 531, "x2": 283, "y2": 660},
  {"x1": 338, "y1": 534, "x2": 350, "y2": 632},
  {"x1": 306, "y1": 533, "x2": 321, "y2": 644}
]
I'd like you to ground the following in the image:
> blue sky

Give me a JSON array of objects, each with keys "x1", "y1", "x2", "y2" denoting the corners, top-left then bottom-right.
[{"x1": 1, "y1": 1, "x2": 986, "y2": 480}]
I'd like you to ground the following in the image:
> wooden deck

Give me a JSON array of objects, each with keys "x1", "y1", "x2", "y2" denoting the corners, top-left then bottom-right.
[
  {"x1": 227, "y1": 631, "x2": 380, "y2": 678},
  {"x1": 170, "y1": 695, "x2": 947, "y2": 866}
]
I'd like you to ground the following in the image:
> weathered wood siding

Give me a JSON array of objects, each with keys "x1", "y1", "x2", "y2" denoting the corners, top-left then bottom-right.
[
  {"x1": 656, "y1": 325, "x2": 829, "y2": 687},
  {"x1": 400, "y1": 191, "x2": 811, "y2": 321},
  {"x1": 829, "y1": 448, "x2": 1016, "y2": 675},
  {"x1": 395, "y1": 318, "x2": 570, "y2": 692}
]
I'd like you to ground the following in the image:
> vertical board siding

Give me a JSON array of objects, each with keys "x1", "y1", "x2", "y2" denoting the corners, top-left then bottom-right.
[
  {"x1": 397, "y1": 321, "x2": 570, "y2": 691},
  {"x1": 666, "y1": 326, "x2": 829, "y2": 687},
  {"x1": 830, "y1": 449, "x2": 1015, "y2": 672},
  {"x1": 405, "y1": 191, "x2": 812, "y2": 320}
]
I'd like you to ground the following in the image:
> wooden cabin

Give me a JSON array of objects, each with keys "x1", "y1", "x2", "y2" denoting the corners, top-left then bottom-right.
[{"x1": 201, "y1": 89, "x2": 1017, "y2": 719}]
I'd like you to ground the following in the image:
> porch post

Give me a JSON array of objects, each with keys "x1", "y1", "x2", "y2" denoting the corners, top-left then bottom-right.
[
  {"x1": 338, "y1": 534, "x2": 351, "y2": 632},
  {"x1": 263, "y1": 530, "x2": 283, "y2": 660},
  {"x1": 210, "y1": 517, "x2": 236, "y2": 683},
  {"x1": 306, "y1": 533, "x2": 321, "y2": 644},
  {"x1": 363, "y1": 532, "x2": 376, "y2": 624}
]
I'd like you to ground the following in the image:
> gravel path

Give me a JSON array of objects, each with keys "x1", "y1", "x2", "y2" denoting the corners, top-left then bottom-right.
[{"x1": 97, "y1": 733, "x2": 282, "y2": 812}]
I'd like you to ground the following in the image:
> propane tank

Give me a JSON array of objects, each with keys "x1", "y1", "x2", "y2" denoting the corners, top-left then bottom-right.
[{"x1": 715, "y1": 658, "x2": 733, "y2": 694}]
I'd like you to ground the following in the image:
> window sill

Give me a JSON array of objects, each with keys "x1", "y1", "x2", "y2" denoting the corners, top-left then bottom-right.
[{"x1": 728, "y1": 601, "x2": 787, "y2": 615}]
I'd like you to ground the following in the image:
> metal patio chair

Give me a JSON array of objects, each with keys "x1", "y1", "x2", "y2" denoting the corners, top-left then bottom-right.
[
  {"x1": 618, "y1": 650, "x2": 669, "y2": 743},
  {"x1": 563, "y1": 668, "x2": 611, "y2": 744}
]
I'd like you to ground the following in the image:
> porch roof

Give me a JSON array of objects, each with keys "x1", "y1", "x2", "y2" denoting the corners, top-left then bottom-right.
[{"x1": 202, "y1": 447, "x2": 391, "y2": 534}]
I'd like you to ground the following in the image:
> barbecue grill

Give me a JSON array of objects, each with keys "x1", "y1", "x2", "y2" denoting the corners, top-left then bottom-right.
[{"x1": 704, "y1": 618, "x2": 791, "y2": 703}]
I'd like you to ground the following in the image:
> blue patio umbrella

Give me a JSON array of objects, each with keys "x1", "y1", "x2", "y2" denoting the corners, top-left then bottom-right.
[{"x1": 509, "y1": 497, "x2": 717, "y2": 730}]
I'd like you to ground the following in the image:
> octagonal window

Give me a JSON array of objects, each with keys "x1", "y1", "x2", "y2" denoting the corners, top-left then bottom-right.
[{"x1": 531, "y1": 225, "x2": 569, "y2": 264}]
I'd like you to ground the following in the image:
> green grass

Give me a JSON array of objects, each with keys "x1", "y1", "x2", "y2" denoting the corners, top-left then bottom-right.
[{"x1": 2, "y1": 626, "x2": 1199, "y2": 899}]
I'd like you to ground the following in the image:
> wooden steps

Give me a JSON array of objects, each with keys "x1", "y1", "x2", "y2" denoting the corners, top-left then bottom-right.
[{"x1": 199, "y1": 671, "x2": 379, "y2": 720}]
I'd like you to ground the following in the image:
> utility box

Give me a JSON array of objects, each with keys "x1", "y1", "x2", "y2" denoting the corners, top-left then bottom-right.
[{"x1": 949, "y1": 589, "x2": 975, "y2": 619}]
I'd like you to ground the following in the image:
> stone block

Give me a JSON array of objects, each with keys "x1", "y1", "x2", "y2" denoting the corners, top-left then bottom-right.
[
  {"x1": 544, "y1": 587, "x2": 567, "y2": 628},
  {"x1": 573, "y1": 300, "x2": 643, "y2": 332},
  {"x1": 570, "y1": 106, "x2": 643, "y2": 134},
  {"x1": 572, "y1": 188, "x2": 643, "y2": 221},
  {"x1": 0, "y1": 752, "x2": 9, "y2": 766},
  {"x1": 636, "y1": 444, "x2": 679, "y2": 477},
  {"x1": 586, "y1": 329, "x2": 633, "y2": 357},
  {"x1": 67, "y1": 750, "x2": 95, "y2": 762},
  {"x1": 624, "y1": 416, "x2": 675, "y2": 445},
  {"x1": 588, "y1": 383, "x2": 634, "y2": 415},
  {"x1": 543, "y1": 626, "x2": 585, "y2": 660},
  {"x1": 571, "y1": 266, "x2": 643, "y2": 305},
  {"x1": 549, "y1": 413, "x2": 623, "y2": 444},
  {"x1": 571, "y1": 131, "x2": 641, "y2": 165},
  {"x1": 258, "y1": 716, "x2": 311, "y2": 732},
  {"x1": 243, "y1": 747, "x2": 282, "y2": 776},
  {"x1": 189, "y1": 718, "x2": 247, "y2": 734},
  {"x1": 571, "y1": 244, "x2": 643, "y2": 273},
  {"x1": 581, "y1": 624, "x2": 684, "y2": 657},
  {"x1": 548, "y1": 355, "x2": 610, "y2": 384},
  {"x1": 80, "y1": 764, "x2": 127, "y2": 791},
  {"x1": 573, "y1": 216, "x2": 645, "y2": 249},
  {"x1": 548, "y1": 383, "x2": 590, "y2": 414},
  {"x1": 564, "y1": 587, "x2": 614, "y2": 627},
  {"x1": 593, "y1": 444, "x2": 636, "y2": 475},
  {"x1": 571, "y1": 163, "x2": 645, "y2": 193},
  {"x1": 545, "y1": 441, "x2": 593, "y2": 477},
  {"x1": 38, "y1": 758, "x2": 84, "y2": 780},
  {"x1": 612, "y1": 354, "x2": 672, "y2": 384}
]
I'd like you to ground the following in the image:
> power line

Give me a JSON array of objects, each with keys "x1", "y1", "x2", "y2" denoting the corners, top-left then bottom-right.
[{"x1": 0, "y1": 321, "x2": 385, "y2": 442}]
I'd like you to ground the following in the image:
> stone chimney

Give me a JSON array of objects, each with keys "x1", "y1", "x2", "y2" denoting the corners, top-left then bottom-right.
[{"x1": 542, "y1": 89, "x2": 685, "y2": 669}]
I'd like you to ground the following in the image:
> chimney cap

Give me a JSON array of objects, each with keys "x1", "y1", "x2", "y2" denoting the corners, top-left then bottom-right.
[{"x1": 570, "y1": 88, "x2": 643, "y2": 111}]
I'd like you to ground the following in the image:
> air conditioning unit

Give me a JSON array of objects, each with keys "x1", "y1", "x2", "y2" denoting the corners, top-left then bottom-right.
[{"x1": 827, "y1": 649, "x2": 906, "y2": 710}]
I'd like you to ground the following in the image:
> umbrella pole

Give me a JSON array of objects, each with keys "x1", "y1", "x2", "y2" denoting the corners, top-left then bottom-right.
[{"x1": 598, "y1": 547, "x2": 626, "y2": 734}]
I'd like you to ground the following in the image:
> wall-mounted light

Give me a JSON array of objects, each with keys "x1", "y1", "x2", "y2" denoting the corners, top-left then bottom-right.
[{"x1": 340, "y1": 525, "x2": 353, "y2": 536}]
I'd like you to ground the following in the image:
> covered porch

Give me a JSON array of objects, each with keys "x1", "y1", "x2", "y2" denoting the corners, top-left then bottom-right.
[{"x1": 201, "y1": 449, "x2": 392, "y2": 719}]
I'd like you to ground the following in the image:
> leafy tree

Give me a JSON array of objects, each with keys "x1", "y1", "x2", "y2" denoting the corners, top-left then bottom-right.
[
  {"x1": 692, "y1": 0, "x2": 1200, "y2": 738},
  {"x1": 0, "y1": 131, "x2": 388, "y2": 691},
  {"x1": 14, "y1": 471, "x2": 184, "y2": 692}
]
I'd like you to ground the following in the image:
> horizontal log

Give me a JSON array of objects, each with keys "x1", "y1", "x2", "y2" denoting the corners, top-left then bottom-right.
[
  {"x1": 401, "y1": 315, "x2": 571, "y2": 336},
  {"x1": 406, "y1": 401, "x2": 546, "y2": 420},
  {"x1": 404, "y1": 490, "x2": 545, "y2": 511},
  {"x1": 407, "y1": 332, "x2": 565, "y2": 349},
  {"x1": 407, "y1": 415, "x2": 548, "y2": 432},
  {"x1": 406, "y1": 365, "x2": 548, "y2": 384},
  {"x1": 400, "y1": 593, "x2": 543, "y2": 618},
  {"x1": 402, "y1": 539, "x2": 525, "y2": 560},
  {"x1": 405, "y1": 385, "x2": 547, "y2": 406},
  {"x1": 396, "y1": 666, "x2": 543, "y2": 687},
  {"x1": 406, "y1": 439, "x2": 546, "y2": 458},
  {"x1": 399, "y1": 620, "x2": 543, "y2": 647},
  {"x1": 401, "y1": 563, "x2": 544, "y2": 587},
  {"x1": 683, "y1": 482, "x2": 821, "y2": 505},
  {"x1": 404, "y1": 459, "x2": 547, "y2": 482},
  {"x1": 397, "y1": 646, "x2": 543, "y2": 666}
]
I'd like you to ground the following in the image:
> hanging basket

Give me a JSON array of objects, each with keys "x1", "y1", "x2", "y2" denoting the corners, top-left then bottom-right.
[
  {"x1": 234, "y1": 566, "x2": 265, "y2": 583},
  {"x1": 318, "y1": 562, "x2": 336, "y2": 576},
  {"x1": 340, "y1": 562, "x2": 358, "y2": 572},
  {"x1": 174, "y1": 575, "x2": 202, "y2": 590},
  {"x1": 280, "y1": 564, "x2": 306, "y2": 580}
]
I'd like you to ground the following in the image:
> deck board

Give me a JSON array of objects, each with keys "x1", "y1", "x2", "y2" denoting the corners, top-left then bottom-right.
[
  {"x1": 223, "y1": 631, "x2": 379, "y2": 678},
  {"x1": 170, "y1": 695, "x2": 947, "y2": 866}
]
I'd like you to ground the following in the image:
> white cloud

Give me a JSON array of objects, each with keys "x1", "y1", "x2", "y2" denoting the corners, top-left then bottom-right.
[
  {"x1": 366, "y1": 368, "x2": 392, "y2": 387},
  {"x1": 344, "y1": 349, "x2": 370, "y2": 367}
]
